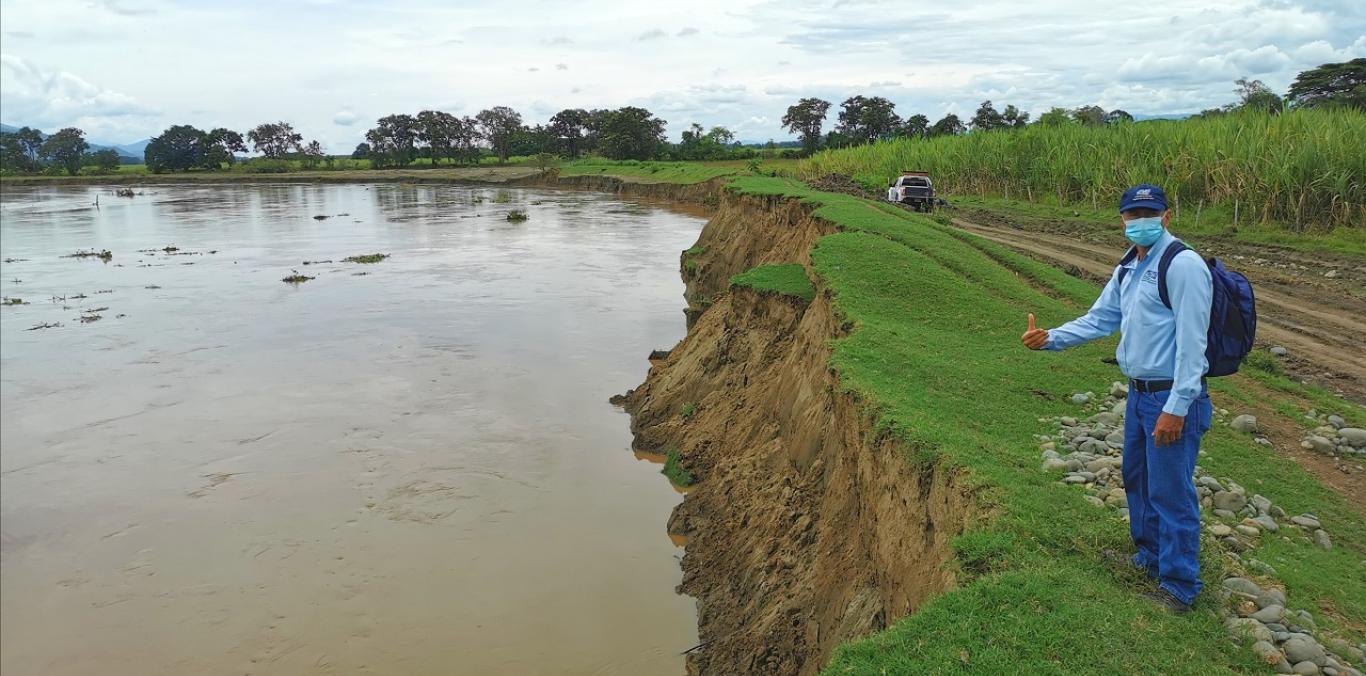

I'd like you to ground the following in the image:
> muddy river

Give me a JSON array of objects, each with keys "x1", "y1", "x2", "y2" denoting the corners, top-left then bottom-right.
[{"x1": 0, "y1": 183, "x2": 701, "y2": 675}]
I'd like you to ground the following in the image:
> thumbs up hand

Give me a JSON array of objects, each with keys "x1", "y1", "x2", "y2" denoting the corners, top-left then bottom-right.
[{"x1": 1021, "y1": 313, "x2": 1050, "y2": 350}]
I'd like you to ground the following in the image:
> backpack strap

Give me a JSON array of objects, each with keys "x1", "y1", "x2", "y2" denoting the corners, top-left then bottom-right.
[
  {"x1": 1116, "y1": 245, "x2": 1139, "y2": 288},
  {"x1": 1155, "y1": 241, "x2": 1189, "y2": 310}
]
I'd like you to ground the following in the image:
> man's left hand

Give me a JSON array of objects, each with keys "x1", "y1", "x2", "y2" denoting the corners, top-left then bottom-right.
[{"x1": 1153, "y1": 413, "x2": 1185, "y2": 446}]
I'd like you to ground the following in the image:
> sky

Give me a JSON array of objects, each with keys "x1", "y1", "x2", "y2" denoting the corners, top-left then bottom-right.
[{"x1": 1, "y1": 0, "x2": 1363, "y2": 152}]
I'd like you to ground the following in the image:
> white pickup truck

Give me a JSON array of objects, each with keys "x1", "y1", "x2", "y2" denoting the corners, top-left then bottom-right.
[{"x1": 885, "y1": 171, "x2": 936, "y2": 212}]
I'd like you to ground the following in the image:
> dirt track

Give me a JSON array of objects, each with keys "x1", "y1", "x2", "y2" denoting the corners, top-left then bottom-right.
[{"x1": 950, "y1": 216, "x2": 1366, "y2": 403}]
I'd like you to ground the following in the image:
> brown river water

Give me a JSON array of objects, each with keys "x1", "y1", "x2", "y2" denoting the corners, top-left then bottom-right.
[{"x1": 0, "y1": 183, "x2": 702, "y2": 675}]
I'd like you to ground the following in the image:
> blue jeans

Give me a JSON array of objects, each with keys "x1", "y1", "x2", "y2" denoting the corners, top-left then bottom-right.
[{"x1": 1122, "y1": 382, "x2": 1212, "y2": 605}]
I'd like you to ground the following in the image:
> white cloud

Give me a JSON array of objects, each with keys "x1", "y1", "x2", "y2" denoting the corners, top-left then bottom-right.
[
  {"x1": 332, "y1": 109, "x2": 358, "y2": 126},
  {"x1": 0, "y1": 0, "x2": 1360, "y2": 150}
]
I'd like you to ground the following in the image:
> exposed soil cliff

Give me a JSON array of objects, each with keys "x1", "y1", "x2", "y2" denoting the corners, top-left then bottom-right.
[{"x1": 622, "y1": 188, "x2": 976, "y2": 675}]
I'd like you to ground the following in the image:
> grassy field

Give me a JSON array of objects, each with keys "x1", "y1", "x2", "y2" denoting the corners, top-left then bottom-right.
[
  {"x1": 799, "y1": 109, "x2": 1366, "y2": 233},
  {"x1": 723, "y1": 176, "x2": 1365, "y2": 673}
]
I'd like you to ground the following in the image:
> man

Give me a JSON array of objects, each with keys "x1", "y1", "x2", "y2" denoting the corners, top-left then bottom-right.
[{"x1": 1021, "y1": 184, "x2": 1213, "y2": 613}]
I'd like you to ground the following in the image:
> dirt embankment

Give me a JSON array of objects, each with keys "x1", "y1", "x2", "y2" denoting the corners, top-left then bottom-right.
[{"x1": 621, "y1": 190, "x2": 975, "y2": 675}]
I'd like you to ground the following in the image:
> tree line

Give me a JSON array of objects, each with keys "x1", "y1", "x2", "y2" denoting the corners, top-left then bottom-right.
[
  {"x1": 0, "y1": 127, "x2": 121, "y2": 176},
  {"x1": 782, "y1": 58, "x2": 1364, "y2": 155}
]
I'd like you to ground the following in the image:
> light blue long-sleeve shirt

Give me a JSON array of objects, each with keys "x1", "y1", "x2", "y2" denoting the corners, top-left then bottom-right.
[{"x1": 1046, "y1": 230, "x2": 1212, "y2": 417}]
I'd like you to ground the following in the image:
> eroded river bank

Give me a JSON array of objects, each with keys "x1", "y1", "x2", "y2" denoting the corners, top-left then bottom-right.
[{"x1": 0, "y1": 183, "x2": 704, "y2": 675}]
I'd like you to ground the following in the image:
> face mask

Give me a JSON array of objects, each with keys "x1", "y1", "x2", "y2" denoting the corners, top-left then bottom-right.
[{"x1": 1124, "y1": 216, "x2": 1164, "y2": 246}]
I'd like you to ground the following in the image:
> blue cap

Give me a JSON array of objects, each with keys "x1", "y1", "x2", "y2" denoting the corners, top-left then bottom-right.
[{"x1": 1119, "y1": 184, "x2": 1168, "y2": 213}]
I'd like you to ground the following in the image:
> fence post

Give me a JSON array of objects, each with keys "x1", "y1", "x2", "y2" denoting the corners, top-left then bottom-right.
[{"x1": 1234, "y1": 200, "x2": 1239, "y2": 228}]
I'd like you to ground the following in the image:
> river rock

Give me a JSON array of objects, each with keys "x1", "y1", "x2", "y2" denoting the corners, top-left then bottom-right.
[
  {"x1": 1293, "y1": 662, "x2": 1321, "y2": 675},
  {"x1": 1084, "y1": 495, "x2": 1105, "y2": 508},
  {"x1": 1284, "y1": 635, "x2": 1327, "y2": 666},
  {"x1": 1210, "y1": 524, "x2": 1233, "y2": 537},
  {"x1": 1256, "y1": 588, "x2": 1287, "y2": 609},
  {"x1": 1271, "y1": 346, "x2": 1289, "y2": 357},
  {"x1": 1252, "y1": 604, "x2": 1286, "y2": 623},
  {"x1": 1071, "y1": 392, "x2": 1091, "y2": 405},
  {"x1": 1214, "y1": 491, "x2": 1248, "y2": 512},
  {"x1": 1305, "y1": 436, "x2": 1337, "y2": 454},
  {"x1": 1063, "y1": 474, "x2": 1087, "y2": 484},
  {"x1": 1198, "y1": 475, "x2": 1224, "y2": 491},
  {"x1": 1293, "y1": 610, "x2": 1316, "y2": 633},
  {"x1": 1292, "y1": 515, "x2": 1322, "y2": 530},
  {"x1": 1224, "y1": 577, "x2": 1263, "y2": 597},
  {"x1": 1313, "y1": 529, "x2": 1332, "y2": 550},
  {"x1": 1041, "y1": 458, "x2": 1068, "y2": 472},
  {"x1": 1338, "y1": 428, "x2": 1366, "y2": 448},
  {"x1": 1252, "y1": 515, "x2": 1280, "y2": 532},
  {"x1": 1228, "y1": 617, "x2": 1274, "y2": 642},
  {"x1": 1060, "y1": 416, "x2": 1078, "y2": 427},
  {"x1": 1237, "y1": 524, "x2": 1262, "y2": 537},
  {"x1": 1251, "y1": 494, "x2": 1273, "y2": 514},
  {"x1": 1232, "y1": 414, "x2": 1259, "y2": 433},
  {"x1": 1214, "y1": 508, "x2": 1237, "y2": 519},
  {"x1": 1327, "y1": 415, "x2": 1345, "y2": 429}
]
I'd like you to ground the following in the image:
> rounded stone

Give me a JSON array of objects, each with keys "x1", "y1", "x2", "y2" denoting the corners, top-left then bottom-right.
[
  {"x1": 1283, "y1": 635, "x2": 1326, "y2": 666},
  {"x1": 1292, "y1": 515, "x2": 1322, "y2": 530},
  {"x1": 1252, "y1": 604, "x2": 1286, "y2": 623},
  {"x1": 1231, "y1": 414, "x2": 1259, "y2": 433},
  {"x1": 1293, "y1": 661, "x2": 1321, "y2": 675},
  {"x1": 1224, "y1": 577, "x2": 1263, "y2": 597},
  {"x1": 1227, "y1": 617, "x2": 1274, "y2": 642},
  {"x1": 1338, "y1": 428, "x2": 1366, "y2": 448}
]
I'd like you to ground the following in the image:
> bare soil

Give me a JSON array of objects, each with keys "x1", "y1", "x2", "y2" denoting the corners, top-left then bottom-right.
[
  {"x1": 622, "y1": 193, "x2": 975, "y2": 675},
  {"x1": 948, "y1": 214, "x2": 1366, "y2": 403}
]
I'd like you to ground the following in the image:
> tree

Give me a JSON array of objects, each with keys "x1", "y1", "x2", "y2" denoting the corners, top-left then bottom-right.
[
  {"x1": 1104, "y1": 109, "x2": 1135, "y2": 124},
  {"x1": 352, "y1": 143, "x2": 371, "y2": 160},
  {"x1": 13, "y1": 126, "x2": 44, "y2": 166},
  {"x1": 901, "y1": 114, "x2": 930, "y2": 139},
  {"x1": 1071, "y1": 105, "x2": 1107, "y2": 126},
  {"x1": 928, "y1": 114, "x2": 965, "y2": 137},
  {"x1": 837, "y1": 95, "x2": 900, "y2": 143},
  {"x1": 247, "y1": 121, "x2": 302, "y2": 158},
  {"x1": 782, "y1": 97, "x2": 831, "y2": 155},
  {"x1": 593, "y1": 106, "x2": 666, "y2": 160},
  {"x1": 0, "y1": 131, "x2": 39, "y2": 173},
  {"x1": 88, "y1": 149, "x2": 121, "y2": 173},
  {"x1": 205, "y1": 128, "x2": 246, "y2": 168},
  {"x1": 508, "y1": 124, "x2": 556, "y2": 156},
  {"x1": 1234, "y1": 77, "x2": 1284, "y2": 114},
  {"x1": 300, "y1": 140, "x2": 325, "y2": 169},
  {"x1": 707, "y1": 126, "x2": 735, "y2": 145},
  {"x1": 1036, "y1": 107, "x2": 1073, "y2": 126},
  {"x1": 476, "y1": 106, "x2": 524, "y2": 163},
  {"x1": 145, "y1": 125, "x2": 211, "y2": 173},
  {"x1": 1002, "y1": 105, "x2": 1030, "y2": 128},
  {"x1": 416, "y1": 110, "x2": 459, "y2": 165},
  {"x1": 451, "y1": 116, "x2": 483, "y2": 164},
  {"x1": 970, "y1": 100, "x2": 1005, "y2": 131},
  {"x1": 549, "y1": 108, "x2": 590, "y2": 158},
  {"x1": 365, "y1": 114, "x2": 418, "y2": 168},
  {"x1": 40, "y1": 127, "x2": 89, "y2": 176},
  {"x1": 1287, "y1": 58, "x2": 1365, "y2": 109}
]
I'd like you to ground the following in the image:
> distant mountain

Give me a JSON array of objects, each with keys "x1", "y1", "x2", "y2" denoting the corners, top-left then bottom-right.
[{"x1": 0, "y1": 122, "x2": 145, "y2": 161}]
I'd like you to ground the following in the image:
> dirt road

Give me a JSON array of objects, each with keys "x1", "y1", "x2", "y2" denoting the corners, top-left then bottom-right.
[{"x1": 950, "y1": 216, "x2": 1366, "y2": 403}]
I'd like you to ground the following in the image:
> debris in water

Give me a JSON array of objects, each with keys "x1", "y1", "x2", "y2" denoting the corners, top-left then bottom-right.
[
  {"x1": 94, "y1": 289, "x2": 113, "y2": 294},
  {"x1": 301, "y1": 259, "x2": 333, "y2": 266},
  {"x1": 78, "y1": 314, "x2": 102, "y2": 323},
  {"x1": 162, "y1": 246, "x2": 180, "y2": 253},
  {"x1": 70, "y1": 293, "x2": 88, "y2": 300},
  {"x1": 64, "y1": 249, "x2": 113, "y2": 262},
  {"x1": 144, "y1": 285, "x2": 162, "y2": 290},
  {"x1": 2, "y1": 297, "x2": 28, "y2": 305},
  {"x1": 282, "y1": 270, "x2": 315, "y2": 285},
  {"x1": 26, "y1": 322, "x2": 61, "y2": 330},
  {"x1": 506, "y1": 209, "x2": 528, "y2": 222},
  {"x1": 115, "y1": 188, "x2": 136, "y2": 197},
  {"x1": 313, "y1": 214, "x2": 330, "y2": 220},
  {"x1": 3, "y1": 258, "x2": 28, "y2": 263},
  {"x1": 341, "y1": 253, "x2": 389, "y2": 264}
]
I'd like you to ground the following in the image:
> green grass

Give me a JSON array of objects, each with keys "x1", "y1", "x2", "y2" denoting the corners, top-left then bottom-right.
[
  {"x1": 558, "y1": 159, "x2": 741, "y2": 184},
  {"x1": 800, "y1": 108, "x2": 1366, "y2": 232},
  {"x1": 721, "y1": 176, "x2": 1365, "y2": 673},
  {"x1": 729, "y1": 263, "x2": 816, "y2": 301},
  {"x1": 662, "y1": 449, "x2": 694, "y2": 487},
  {"x1": 681, "y1": 402, "x2": 697, "y2": 419},
  {"x1": 341, "y1": 253, "x2": 389, "y2": 264}
]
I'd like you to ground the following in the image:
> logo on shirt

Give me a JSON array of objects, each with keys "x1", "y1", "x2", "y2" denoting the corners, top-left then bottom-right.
[{"x1": 1142, "y1": 269, "x2": 1159, "y2": 284}]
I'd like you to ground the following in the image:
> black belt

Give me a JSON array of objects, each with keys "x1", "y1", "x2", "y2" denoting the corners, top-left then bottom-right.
[{"x1": 1131, "y1": 378, "x2": 1205, "y2": 393}]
